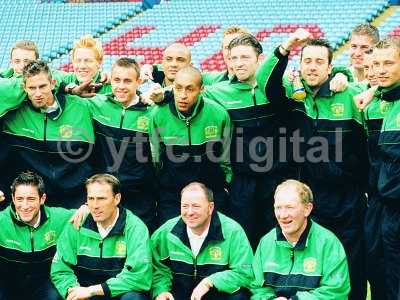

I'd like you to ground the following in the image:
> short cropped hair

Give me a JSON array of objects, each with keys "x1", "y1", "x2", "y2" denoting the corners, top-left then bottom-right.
[
  {"x1": 181, "y1": 182, "x2": 214, "y2": 203},
  {"x1": 351, "y1": 24, "x2": 380, "y2": 44},
  {"x1": 22, "y1": 60, "x2": 52, "y2": 85},
  {"x1": 11, "y1": 171, "x2": 45, "y2": 198},
  {"x1": 222, "y1": 26, "x2": 250, "y2": 39},
  {"x1": 374, "y1": 37, "x2": 400, "y2": 56},
  {"x1": 11, "y1": 40, "x2": 39, "y2": 59},
  {"x1": 85, "y1": 174, "x2": 121, "y2": 195},
  {"x1": 274, "y1": 179, "x2": 314, "y2": 204},
  {"x1": 71, "y1": 35, "x2": 104, "y2": 63},
  {"x1": 112, "y1": 57, "x2": 140, "y2": 79},
  {"x1": 175, "y1": 66, "x2": 203, "y2": 87},
  {"x1": 228, "y1": 34, "x2": 263, "y2": 56},
  {"x1": 301, "y1": 38, "x2": 333, "y2": 64}
]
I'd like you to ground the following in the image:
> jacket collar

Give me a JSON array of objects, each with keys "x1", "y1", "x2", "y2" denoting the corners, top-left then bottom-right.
[
  {"x1": 168, "y1": 94, "x2": 204, "y2": 120},
  {"x1": 276, "y1": 219, "x2": 312, "y2": 250},
  {"x1": 303, "y1": 76, "x2": 333, "y2": 98},
  {"x1": 10, "y1": 203, "x2": 48, "y2": 228},
  {"x1": 82, "y1": 206, "x2": 127, "y2": 237},
  {"x1": 376, "y1": 82, "x2": 400, "y2": 102},
  {"x1": 106, "y1": 93, "x2": 148, "y2": 111},
  {"x1": 229, "y1": 75, "x2": 256, "y2": 90},
  {"x1": 171, "y1": 211, "x2": 225, "y2": 251}
]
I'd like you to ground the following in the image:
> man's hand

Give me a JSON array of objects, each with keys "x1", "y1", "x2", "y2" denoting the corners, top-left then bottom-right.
[
  {"x1": 280, "y1": 28, "x2": 313, "y2": 54},
  {"x1": 66, "y1": 287, "x2": 91, "y2": 300},
  {"x1": 353, "y1": 86, "x2": 377, "y2": 111},
  {"x1": 69, "y1": 204, "x2": 89, "y2": 229},
  {"x1": 66, "y1": 81, "x2": 102, "y2": 98},
  {"x1": 100, "y1": 72, "x2": 111, "y2": 84},
  {"x1": 0, "y1": 190, "x2": 5, "y2": 203},
  {"x1": 141, "y1": 83, "x2": 164, "y2": 105},
  {"x1": 329, "y1": 73, "x2": 349, "y2": 92},
  {"x1": 155, "y1": 292, "x2": 175, "y2": 300},
  {"x1": 190, "y1": 278, "x2": 213, "y2": 300},
  {"x1": 140, "y1": 64, "x2": 154, "y2": 81}
]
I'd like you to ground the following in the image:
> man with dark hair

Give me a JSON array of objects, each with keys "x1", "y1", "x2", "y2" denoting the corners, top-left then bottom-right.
[
  {"x1": 0, "y1": 40, "x2": 39, "y2": 78},
  {"x1": 202, "y1": 33, "x2": 293, "y2": 248},
  {"x1": 0, "y1": 60, "x2": 95, "y2": 208},
  {"x1": 349, "y1": 23, "x2": 380, "y2": 83},
  {"x1": 149, "y1": 66, "x2": 232, "y2": 224},
  {"x1": 151, "y1": 182, "x2": 253, "y2": 300},
  {"x1": 261, "y1": 28, "x2": 368, "y2": 300},
  {"x1": 88, "y1": 57, "x2": 157, "y2": 232},
  {"x1": 51, "y1": 173, "x2": 152, "y2": 300},
  {"x1": 0, "y1": 171, "x2": 87, "y2": 300},
  {"x1": 251, "y1": 180, "x2": 350, "y2": 299}
]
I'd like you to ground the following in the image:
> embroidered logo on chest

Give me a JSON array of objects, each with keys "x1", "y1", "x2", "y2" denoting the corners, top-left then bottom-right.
[
  {"x1": 209, "y1": 246, "x2": 222, "y2": 261},
  {"x1": 204, "y1": 126, "x2": 218, "y2": 139},
  {"x1": 44, "y1": 230, "x2": 56, "y2": 245},
  {"x1": 330, "y1": 103, "x2": 344, "y2": 117},
  {"x1": 115, "y1": 240, "x2": 127, "y2": 256},
  {"x1": 59, "y1": 125, "x2": 73, "y2": 139},
  {"x1": 303, "y1": 257, "x2": 317, "y2": 273},
  {"x1": 137, "y1": 116, "x2": 149, "y2": 131}
]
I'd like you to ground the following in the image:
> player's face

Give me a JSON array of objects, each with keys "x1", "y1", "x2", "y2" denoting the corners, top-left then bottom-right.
[
  {"x1": 274, "y1": 188, "x2": 312, "y2": 242},
  {"x1": 24, "y1": 72, "x2": 56, "y2": 109},
  {"x1": 300, "y1": 45, "x2": 332, "y2": 87},
  {"x1": 13, "y1": 184, "x2": 45, "y2": 226},
  {"x1": 162, "y1": 47, "x2": 191, "y2": 84},
  {"x1": 72, "y1": 48, "x2": 101, "y2": 83},
  {"x1": 173, "y1": 72, "x2": 202, "y2": 113},
  {"x1": 221, "y1": 33, "x2": 242, "y2": 68},
  {"x1": 363, "y1": 53, "x2": 378, "y2": 87},
  {"x1": 181, "y1": 189, "x2": 214, "y2": 234},
  {"x1": 111, "y1": 65, "x2": 140, "y2": 106},
  {"x1": 372, "y1": 47, "x2": 400, "y2": 88},
  {"x1": 229, "y1": 45, "x2": 260, "y2": 83},
  {"x1": 86, "y1": 182, "x2": 120, "y2": 228},
  {"x1": 11, "y1": 48, "x2": 37, "y2": 75},
  {"x1": 349, "y1": 34, "x2": 374, "y2": 70}
]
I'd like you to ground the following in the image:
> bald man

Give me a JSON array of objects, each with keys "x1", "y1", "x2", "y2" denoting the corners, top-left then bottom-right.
[{"x1": 149, "y1": 66, "x2": 232, "y2": 223}]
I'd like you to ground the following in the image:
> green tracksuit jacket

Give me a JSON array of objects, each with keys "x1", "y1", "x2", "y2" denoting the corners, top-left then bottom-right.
[
  {"x1": 149, "y1": 95, "x2": 232, "y2": 190},
  {"x1": 89, "y1": 94, "x2": 155, "y2": 187},
  {"x1": 376, "y1": 83, "x2": 400, "y2": 203},
  {"x1": 151, "y1": 212, "x2": 254, "y2": 299},
  {"x1": 0, "y1": 204, "x2": 73, "y2": 280},
  {"x1": 0, "y1": 91, "x2": 95, "y2": 204},
  {"x1": 251, "y1": 220, "x2": 350, "y2": 300},
  {"x1": 51, "y1": 207, "x2": 152, "y2": 299}
]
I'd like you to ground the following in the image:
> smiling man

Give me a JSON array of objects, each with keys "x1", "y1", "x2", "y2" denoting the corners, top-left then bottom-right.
[
  {"x1": 151, "y1": 182, "x2": 253, "y2": 300},
  {"x1": 149, "y1": 66, "x2": 232, "y2": 224},
  {"x1": 0, "y1": 171, "x2": 79, "y2": 300},
  {"x1": 0, "y1": 60, "x2": 94, "y2": 208},
  {"x1": 251, "y1": 180, "x2": 350, "y2": 300},
  {"x1": 88, "y1": 57, "x2": 157, "y2": 232},
  {"x1": 51, "y1": 174, "x2": 152, "y2": 300},
  {"x1": 369, "y1": 37, "x2": 400, "y2": 299},
  {"x1": 202, "y1": 33, "x2": 293, "y2": 249},
  {"x1": 261, "y1": 28, "x2": 369, "y2": 299},
  {"x1": 348, "y1": 24, "x2": 379, "y2": 83}
]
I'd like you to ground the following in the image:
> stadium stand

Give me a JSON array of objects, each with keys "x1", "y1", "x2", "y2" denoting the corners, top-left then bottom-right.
[
  {"x1": 0, "y1": 1, "x2": 143, "y2": 69},
  {"x1": 49, "y1": 0, "x2": 389, "y2": 72}
]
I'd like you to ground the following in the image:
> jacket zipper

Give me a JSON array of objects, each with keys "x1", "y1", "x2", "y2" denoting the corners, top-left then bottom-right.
[
  {"x1": 186, "y1": 119, "x2": 192, "y2": 146},
  {"x1": 30, "y1": 228, "x2": 34, "y2": 253},
  {"x1": 43, "y1": 114, "x2": 48, "y2": 142},
  {"x1": 120, "y1": 108, "x2": 126, "y2": 129},
  {"x1": 289, "y1": 248, "x2": 295, "y2": 273},
  {"x1": 99, "y1": 240, "x2": 104, "y2": 259},
  {"x1": 193, "y1": 255, "x2": 197, "y2": 281},
  {"x1": 252, "y1": 87, "x2": 257, "y2": 106}
]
